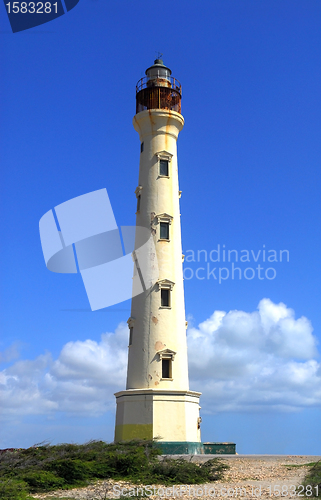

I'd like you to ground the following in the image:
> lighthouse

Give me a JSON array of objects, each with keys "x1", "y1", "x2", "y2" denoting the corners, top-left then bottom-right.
[{"x1": 114, "y1": 59, "x2": 202, "y2": 451}]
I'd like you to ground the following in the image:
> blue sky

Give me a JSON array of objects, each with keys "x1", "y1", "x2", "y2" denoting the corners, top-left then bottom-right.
[{"x1": 1, "y1": 0, "x2": 321, "y2": 454}]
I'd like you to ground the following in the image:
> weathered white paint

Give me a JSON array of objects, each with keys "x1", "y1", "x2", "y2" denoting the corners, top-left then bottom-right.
[{"x1": 115, "y1": 108, "x2": 201, "y2": 443}]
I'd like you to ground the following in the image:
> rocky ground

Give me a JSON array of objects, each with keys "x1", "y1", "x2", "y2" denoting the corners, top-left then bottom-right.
[{"x1": 31, "y1": 455, "x2": 321, "y2": 500}]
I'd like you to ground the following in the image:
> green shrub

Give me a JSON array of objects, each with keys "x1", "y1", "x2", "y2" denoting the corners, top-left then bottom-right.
[
  {"x1": 200, "y1": 458, "x2": 230, "y2": 481},
  {"x1": 22, "y1": 470, "x2": 65, "y2": 491},
  {"x1": 87, "y1": 456, "x2": 115, "y2": 478},
  {"x1": 45, "y1": 458, "x2": 92, "y2": 484},
  {"x1": 150, "y1": 457, "x2": 228, "y2": 485},
  {"x1": 303, "y1": 460, "x2": 321, "y2": 498},
  {"x1": 0, "y1": 440, "x2": 229, "y2": 494},
  {"x1": 113, "y1": 446, "x2": 150, "y2": 477},
  {"x1": 0, "y1": 479, "x2": 31, "y2": 500}
]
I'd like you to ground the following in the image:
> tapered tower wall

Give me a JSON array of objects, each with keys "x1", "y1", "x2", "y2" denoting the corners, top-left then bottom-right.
[{"x1": 126, "y1": 110, "x2": 188, "y2": 391}]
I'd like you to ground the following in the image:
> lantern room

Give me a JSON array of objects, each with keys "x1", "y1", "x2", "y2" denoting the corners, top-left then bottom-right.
[{"x1": 135, "y1": 58, "x2": 182, "y2": 114}]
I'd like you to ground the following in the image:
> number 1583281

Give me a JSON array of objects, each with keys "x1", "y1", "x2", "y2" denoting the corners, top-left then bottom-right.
[{"x1": 6, "y1": 2, "x2": 58, "y2": 13}]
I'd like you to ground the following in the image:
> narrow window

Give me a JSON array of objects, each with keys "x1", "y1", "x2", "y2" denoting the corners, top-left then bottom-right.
[
  {"x1": 160, "y1": 159, "x2": 169, "y2": 176},
  {"x1": 141, "y1": 142, "x2": 144, "y2": 153},
  {"x1": 161, "y1": 288, "x2": 170, "y2": 307},
  {"x1": 129, "y1": 327, "x2": 133, "y2": 345},
  {"x1": 160, "y1": 222, "x2": 169, "y2": 240},
  {"x1": 137, "y1": 194, "x2": 141, "y2": 212},
  {"x1": 162, "y1": 358, "x2": 171, "y2": 379}
]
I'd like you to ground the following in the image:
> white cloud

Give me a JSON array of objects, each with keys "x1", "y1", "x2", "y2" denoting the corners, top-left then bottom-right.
[
  {"x1": 0, "y1": 299, "x2": 320, "y2": 419},
  {"x1": 188, "y1": 298, "x2": 321, "y2": 412},
  {"x1": 0, "y1": 323, "x2": 128, "y2": 418}
]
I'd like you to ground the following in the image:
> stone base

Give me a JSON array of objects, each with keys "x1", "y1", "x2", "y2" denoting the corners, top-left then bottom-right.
[
  {"x1": 155, "y1": 441, "x2": 236, "y2": 455},
  {"x1": 203, "y1": 442, "x2": 236, "y2": 454},
  {"x1": 114, "y1": 388, "x2": 201, "y2": 443},
  {"x1": 155, "y1": 441, "x2": 203, "y2": 454}
]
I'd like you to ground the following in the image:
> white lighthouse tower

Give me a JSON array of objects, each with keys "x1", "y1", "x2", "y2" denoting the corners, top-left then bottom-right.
[{"x1": 114, "y1": 59, "x2": 201, "y2": 451}]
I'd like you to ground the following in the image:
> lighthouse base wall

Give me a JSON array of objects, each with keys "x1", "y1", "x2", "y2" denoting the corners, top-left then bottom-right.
[{"x1": 114, "y1": 389, "x2": 201, "y2": 443}]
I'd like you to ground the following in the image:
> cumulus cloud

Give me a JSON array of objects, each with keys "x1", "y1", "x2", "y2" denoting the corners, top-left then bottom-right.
[
  {"x1": 188, "y1": 298, "x2": 321, "y2": 412},
  {"x1": 0, "y1": 323, "x2": 128, "y2": 418},
  {"x1": 0, "y1": 299, "x2": 320, "y2": 418}
]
